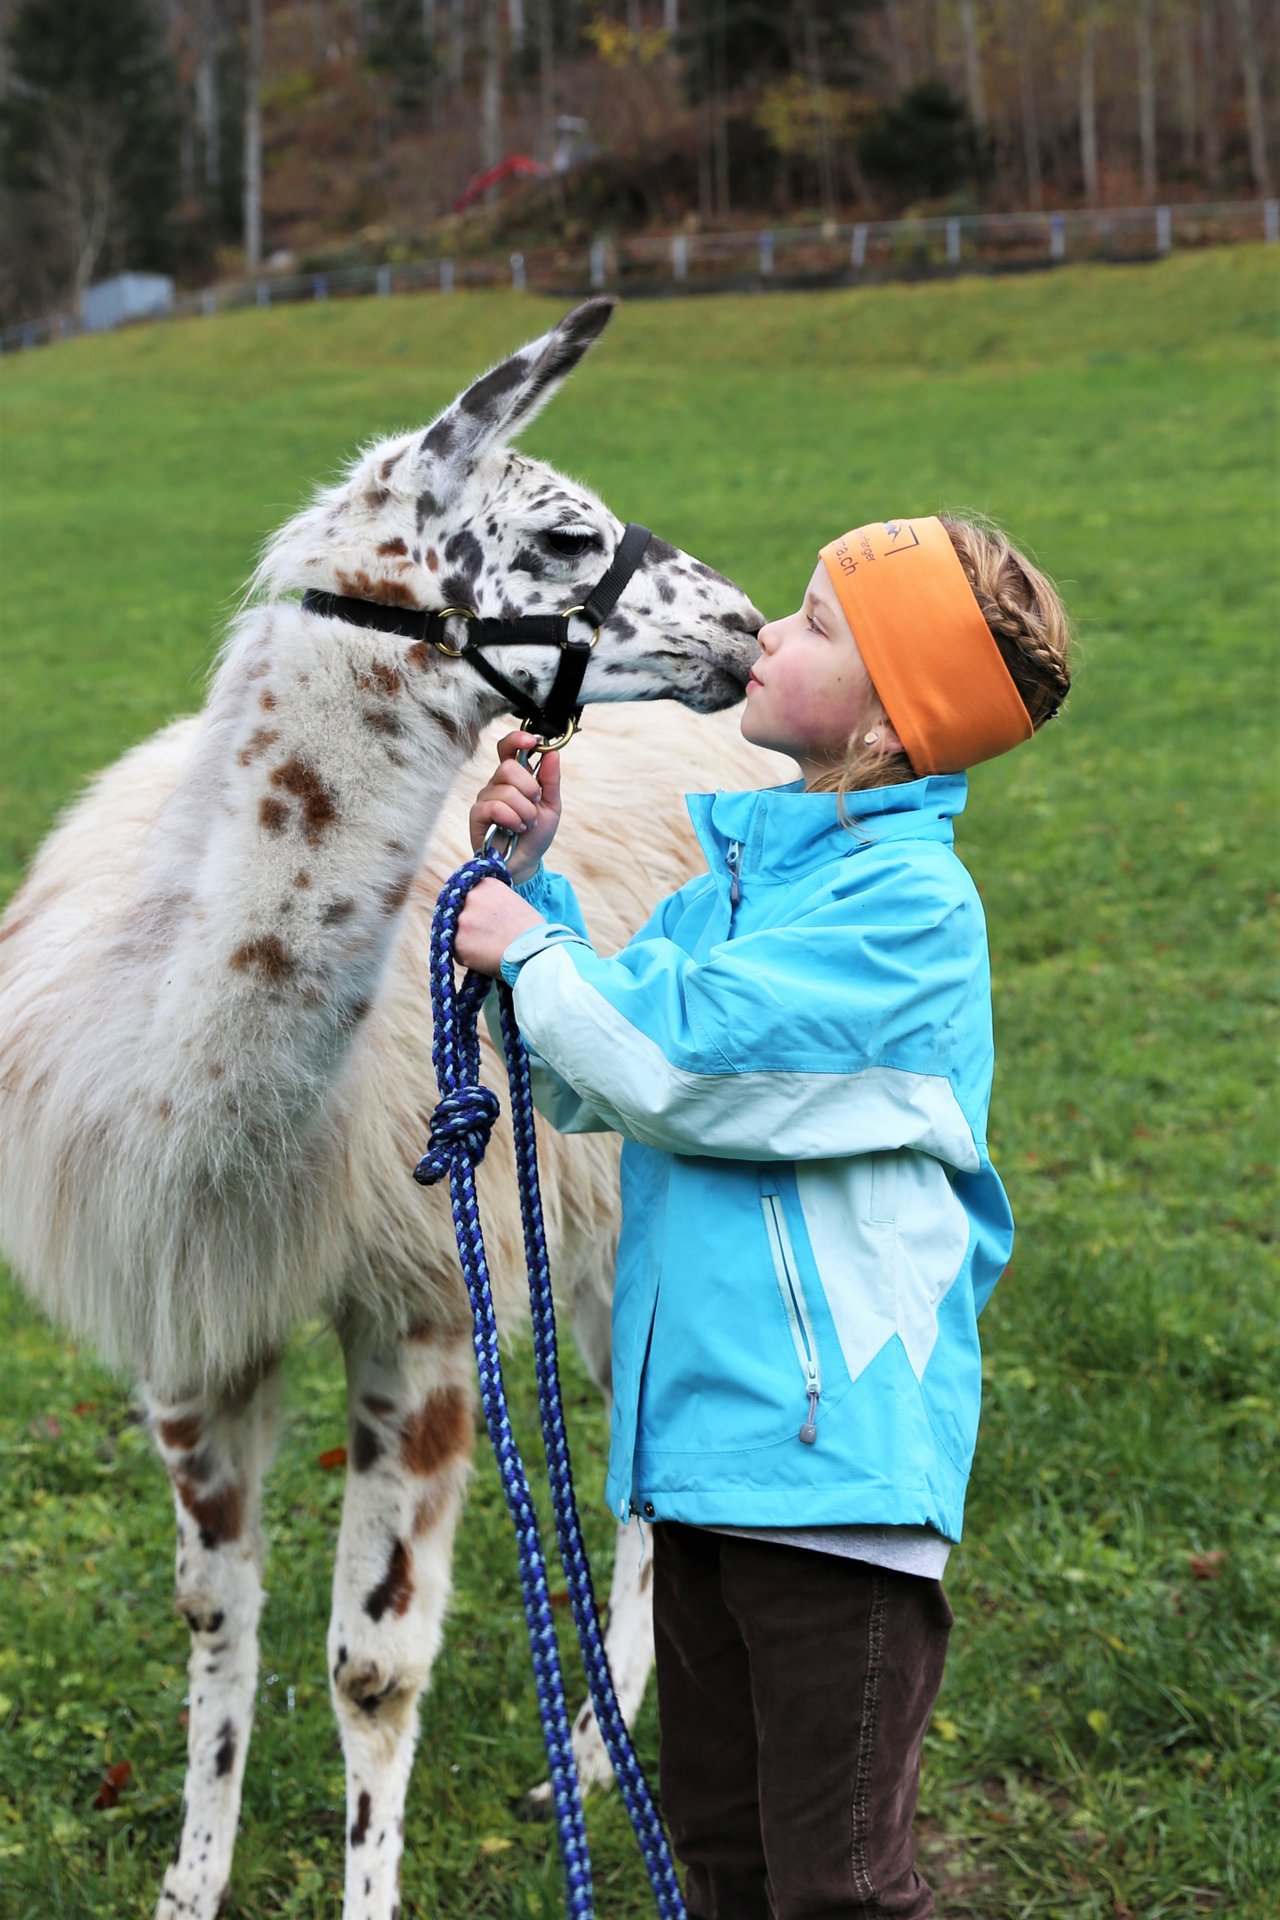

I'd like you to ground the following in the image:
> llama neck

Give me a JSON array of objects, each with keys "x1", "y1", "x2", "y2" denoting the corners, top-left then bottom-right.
[{"x1": 148, "y1": 601, "x2": 484, "y2": 1138}]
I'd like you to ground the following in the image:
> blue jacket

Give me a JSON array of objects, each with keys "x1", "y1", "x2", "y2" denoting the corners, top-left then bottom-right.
[{"x1": 499, "y1": 775, "x2": 1012, "y2": 1542}]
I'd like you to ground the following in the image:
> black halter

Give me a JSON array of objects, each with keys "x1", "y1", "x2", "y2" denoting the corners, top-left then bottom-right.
[{"x1": 300, "y1": 521, "x2": 653, "y2": 746}]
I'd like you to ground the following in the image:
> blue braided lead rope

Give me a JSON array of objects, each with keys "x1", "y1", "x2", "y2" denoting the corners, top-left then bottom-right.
[{"x1": 415, "y1": 851, "x2": 686, "y2": 1920}]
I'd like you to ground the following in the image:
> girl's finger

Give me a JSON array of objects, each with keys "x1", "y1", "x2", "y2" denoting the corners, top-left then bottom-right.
[{"x1": 535, "y1": 750, "x2": 562, "y2": 811}]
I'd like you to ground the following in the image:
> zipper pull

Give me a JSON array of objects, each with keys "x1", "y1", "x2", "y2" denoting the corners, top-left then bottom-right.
[
  {"x1": 726, "y1": 840, "x2": 742, "y2": 905},
  {"x1": 799, "y1": 1384, "x2": 819, "y2": 1445}
]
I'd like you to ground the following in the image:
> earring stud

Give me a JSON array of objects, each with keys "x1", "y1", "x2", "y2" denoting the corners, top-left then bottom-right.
[{"x1": 863, "y1": 729, "x2": 881, "y2": 746}]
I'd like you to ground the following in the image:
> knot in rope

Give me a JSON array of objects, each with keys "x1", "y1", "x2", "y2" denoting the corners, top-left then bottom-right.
[{"x1": 413, "y1": 1084, "x2": 501, "y2": 1185}]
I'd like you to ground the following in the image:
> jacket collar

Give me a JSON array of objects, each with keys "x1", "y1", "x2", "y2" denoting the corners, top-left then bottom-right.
[{"x1": 686, "y1": 774, "x2": 968, "y2": 879}]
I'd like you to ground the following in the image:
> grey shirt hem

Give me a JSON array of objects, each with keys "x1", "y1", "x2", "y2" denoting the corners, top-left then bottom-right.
[{"x1": 703, "y1": 1523, "x2": 952, "y2": 1580}]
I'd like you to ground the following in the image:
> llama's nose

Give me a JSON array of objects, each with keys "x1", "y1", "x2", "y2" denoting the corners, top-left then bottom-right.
[{"x1": 723, "y1": 604, "x2": 765, "y2": 637}]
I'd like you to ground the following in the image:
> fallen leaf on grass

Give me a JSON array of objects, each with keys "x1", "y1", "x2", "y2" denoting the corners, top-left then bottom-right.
[
  {"x1": 317, "y1": 1446, "x2": 348, "y2": 1471},
  {"x1": 1189, "y1": 1549, "x2": 1226, "y2": 1580},
  {"x1": 93, "y1": 1759, "x2": 132, "y2": 1809}
]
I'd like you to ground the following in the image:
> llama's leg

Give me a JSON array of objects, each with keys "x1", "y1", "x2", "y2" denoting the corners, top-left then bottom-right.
[
  {"x1": 329, "y1": 1315, "x2": 474, "y2": 1920},
  {"x1": 147, "y1": 1361, "x2": 281, "y2": 1920}
]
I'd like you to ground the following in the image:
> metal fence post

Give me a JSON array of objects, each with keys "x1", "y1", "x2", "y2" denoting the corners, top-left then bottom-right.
[
  {"x1": 1265, "y1": 200, "x2": 1279, "y2": 244},
  {"x1": 1156, "y1": 206, "x2": 1172, "y2": 254},
  {"x1": 590, "y1": 239, "x2": 606, "y2": 288},
  {"x1": 1050, "y1": 212, "x2": 1066, "y2": 260},
  {"x1": 760, "y1": 230, "x2": 774, "y2": 276},
  {"x1": 851, "y1": 223, "x2": 868, "y2": 268},
  {"x1": 672, "y1": 234, "x2": 688, "y2": 281},
  {"x1": 441, "y1": 259, "x2": 455, "y2": 293},
  {"x1": 202, "y1": 288, "x2": 217, "y2": 316},
  {"x1": 257, "y1": 282, "x2": 269, "y2": 307},
  {"x1": 511, "y1": 251, "x2": 527, "y2": 291},
  {"x1": 376, "y1": 265, "x2": 391, "y2": 297},
  {"x1": 946, "y1": 217, "x2": 961, "y2": 265},
  {"x1": 314, "y1": 274, "x2": 328, "y2": 300}
]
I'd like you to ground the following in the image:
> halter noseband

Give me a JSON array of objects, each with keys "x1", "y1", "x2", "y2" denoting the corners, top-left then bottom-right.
[{"x1": 300, "y1": 521, "x2": 653, "y2": 748}]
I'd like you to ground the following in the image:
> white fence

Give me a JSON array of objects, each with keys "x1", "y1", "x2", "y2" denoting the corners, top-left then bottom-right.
[{"x1": 3, "y1": 199, "x2": 1274, "y2": 355}]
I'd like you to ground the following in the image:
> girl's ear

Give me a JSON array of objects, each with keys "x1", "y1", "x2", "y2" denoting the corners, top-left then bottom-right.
[{"x1": 863, "y1": 720, "x2": 905, "y2": 757}]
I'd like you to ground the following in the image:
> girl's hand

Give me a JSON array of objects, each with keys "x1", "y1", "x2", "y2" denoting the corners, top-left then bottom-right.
[
  {"x1": 454, "y1": 877, "x2": 545, "y2": 977},
  {"x1": 469, "y1": 731, "x2": 562, "y2": 885}
]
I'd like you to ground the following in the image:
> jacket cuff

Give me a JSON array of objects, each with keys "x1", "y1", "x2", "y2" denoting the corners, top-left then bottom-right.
[{"x1": 499, "y1": 922, "x2": 591, "y2": 989}]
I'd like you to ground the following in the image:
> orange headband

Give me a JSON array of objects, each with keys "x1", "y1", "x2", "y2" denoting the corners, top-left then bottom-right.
[{"x1": 819, "y1": 516, "x2": 1033, "y2": 775}]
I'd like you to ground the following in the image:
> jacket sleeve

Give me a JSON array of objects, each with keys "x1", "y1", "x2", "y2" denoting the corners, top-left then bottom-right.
[
  {"x1": 501, "y1": 859, "x2": 990, "y2": 1169},
  {"x1": 482, "y1": 867, "x2": 701, "y2": 1135}
]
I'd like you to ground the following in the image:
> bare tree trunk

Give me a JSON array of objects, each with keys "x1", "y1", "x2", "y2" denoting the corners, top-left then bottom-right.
[
  {"x1": 1231, "y1": 0, "x2": 1273, "y2": 194},
  {"x1": 1080, "y1": 1, "x2": 1099, "y2": 203},
  {"x1": 1018, "y1": 2, "x2": 1042, "y2": 210},
  {"x1": 1201, "y1": 0, "x2": 1222, "y2": 187},
  {"x1": 481, "y1": 0, "x2": 501, "y2": 194},
  {"x1": 538, "y1": 0, "x2": 554, "y2": 158},
  {"x1": 713, "y1": 0, "x2": 730, "y2": 218},
  {"x1": 244, "y1": 0, "x2": 263, "y2": 271},
  {"x1": 664, "y1": 0, "x2": 679, "y2": 30},
  {"x1": 1136, "y1": 0, "x2": 1158, "y2": 198},
  {"x1": 508, "y1": 0, "x2": 524, "y2": 55},
  {"x1": 1177, "y1": 0, "x2": 1197, "y2": 170},
  {"x1": 449, "y1": 0, "x2": 466, "y2": 93},
  {"x1": 627, "y1": 0, "x2": 641, "y2": 37},
  {"x1": 959, "y1": 0, "x2": 985, "y2": 129},
  {"x1": 800, "y1": 0, "x2": 836, "y2": 220},
  {"x1": 196, "y1": 0, "x2": 221, "y2": 199},
  {"x1": 883, "y1": 0, "x2": 911, "y2": 91}
]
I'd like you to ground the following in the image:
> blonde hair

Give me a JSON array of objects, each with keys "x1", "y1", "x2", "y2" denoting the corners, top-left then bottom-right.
[{"x1": 809, "y1": 514, "x2": 1073, "y2": 815}]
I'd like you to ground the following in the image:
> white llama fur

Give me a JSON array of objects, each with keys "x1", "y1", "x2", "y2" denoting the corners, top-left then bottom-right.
[{"x1": 0, "y1": 299, "x2": 786, "y2": 1920}]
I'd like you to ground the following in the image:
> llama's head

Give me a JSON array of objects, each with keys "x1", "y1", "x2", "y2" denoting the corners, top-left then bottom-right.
[{"x1": 254, "y1": 300, "x2": 763, "y2": 721}]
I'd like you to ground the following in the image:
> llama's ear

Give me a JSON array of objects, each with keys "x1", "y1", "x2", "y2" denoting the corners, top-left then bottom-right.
[{"x1": 414, "y1": 298, "x2": 616, "y2": 476}]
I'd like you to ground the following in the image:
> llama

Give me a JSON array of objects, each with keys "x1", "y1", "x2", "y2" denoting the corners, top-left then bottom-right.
[{"x1": 0, "y1": 298, "x2": 785, "y2": 1919}]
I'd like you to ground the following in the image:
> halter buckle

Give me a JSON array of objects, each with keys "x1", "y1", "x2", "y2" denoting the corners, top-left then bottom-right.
[
  {"x1": 558, "y1": 606, "x2": 602, "y2": 650},
  {"x1": 434, "y1": 606, "x2": 476, "y2": 657}
]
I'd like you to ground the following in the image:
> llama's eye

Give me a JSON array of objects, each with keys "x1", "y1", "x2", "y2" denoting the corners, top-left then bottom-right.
[{"x1": 542, "y1": 526, "x2": 600, "y2": 559}]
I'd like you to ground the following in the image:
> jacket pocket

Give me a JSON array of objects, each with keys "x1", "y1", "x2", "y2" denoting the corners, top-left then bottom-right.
[{"x1": 760, "y1": 1173, "x2": 822, "y2": 1445}]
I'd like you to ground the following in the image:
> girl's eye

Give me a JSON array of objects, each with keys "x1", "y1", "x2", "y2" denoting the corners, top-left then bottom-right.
[{"x1": 542, "y1": 527, "x2": 599, "y2": 558}]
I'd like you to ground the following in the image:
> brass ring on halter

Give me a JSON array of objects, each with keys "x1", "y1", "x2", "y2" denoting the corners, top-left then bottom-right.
[
  {"x1": 434, "y1": 606, "x2": 476, "y2": 657},
  {"x1": 533, "y1": 717, "x2": 578, "y2": 753},
  {"x1": 559, "y1": 606, "x2": 602, "y2": 649}
]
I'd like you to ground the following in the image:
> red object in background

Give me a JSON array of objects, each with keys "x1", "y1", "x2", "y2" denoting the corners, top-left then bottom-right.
[
  {"x1": 453, "y1": 154, "x2": 550, "y2": 213},
  {"x1": 93, "y1": 1760, "x2": 133, "y2": 1810},
  {"x1": 317, "y1": 1445, "x2": 348, "y2": 1470}
]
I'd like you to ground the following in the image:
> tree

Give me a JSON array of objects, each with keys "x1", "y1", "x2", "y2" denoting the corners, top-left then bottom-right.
[
  {"x1": 1, "y1": 0, "x2": 182, "y2": 300},
  {"x1": 857, "y1": 77, "x2": 986, "y2": 202}
]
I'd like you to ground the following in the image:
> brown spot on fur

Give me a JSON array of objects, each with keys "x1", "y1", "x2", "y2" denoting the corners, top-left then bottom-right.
[
  {"x1": 175, "y1": 1479, "x2": 244, "y2": 1550},
  {"x1": 269, "y1": 758, "x2": 338, "y2": 843},
  {"x1": 337, "y1": 566, "x2": 416, "y2": 610},
  {"x1": 237, "y1": 727, "x2": 280, "y2": 767},
  {"x1": 158, "y1": 1415, "x2": 202, "y2": 1452},
  {"x1": 371, "y1": 660, "x2": 402, "y2": 695},
  {"x1": 321, "y1": 898, "x2": 357, "y2": 925},
  {"x1": 426, "y1": 548, "x2": 439, "y2": 572},
  {"x1": 364, "y1": 1539, "x2": 414, "y2": 1622},
  {"x1": 351, "y1": 1789, "x2": 372, "y2": 1846},
  {"x1": 229, "y1": 935, "x2": 296, "y2": 982},
  {"x1": 399, "y1": 1386, "x2": 470, "y2": 1478},
  {"x1": 363, "y1": 708, "x2": 405, "y2": 739},
  {"x1": 293, "y1": 870, "x2": 311, "y2": 889},
  {"x1": 259, "y1": 689, "x2": 277, "y2": 711},
  {"x1": 158, "y1": 1098, "x2": 173, "y2": 1120},
  {"x1": 364, "y1": 485, "x2": 391, "y2": 510},
  {"x1": 377, "y1": 538, "x2": 408, "y2": 558},
  {"x1": 209, "y1": 1063, "x2": 225, "y2": 1079},
  {"x1": 351, "y1": 1421, "x2": 384, "y2": 1472},
  {"x1": 381, "y1": 872, "x2": 413, "y2": 914},
  {"x1": 405, "y1": 641, "x2": 431, "y2": 672},
  {"x1": 259, "y1": 796, "x2": 289, "y2": 834}
]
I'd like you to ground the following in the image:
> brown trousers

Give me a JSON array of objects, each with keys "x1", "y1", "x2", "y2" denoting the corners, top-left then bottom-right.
[{"x1": 652, "y1": 1523, "x2": 952, "y2": 1920}]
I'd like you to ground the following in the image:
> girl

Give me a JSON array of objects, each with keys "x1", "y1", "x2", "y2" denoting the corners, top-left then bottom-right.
[{"x1": 455, "y1": 514, "x2": 1072, "y2": 1920}]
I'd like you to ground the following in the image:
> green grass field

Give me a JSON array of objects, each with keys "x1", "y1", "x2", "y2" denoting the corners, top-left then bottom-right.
[{"x1": 1, "y1": 249, "x2": 1277, "y2": 1919}]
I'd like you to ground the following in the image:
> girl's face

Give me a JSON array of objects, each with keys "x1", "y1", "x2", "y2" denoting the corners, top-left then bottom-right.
[{"x1": 740, "y1": 562, "x2": 899, "y2": 784}]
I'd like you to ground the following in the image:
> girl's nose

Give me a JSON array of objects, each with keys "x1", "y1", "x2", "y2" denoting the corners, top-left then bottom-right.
[{"x1": 756, "y1": 619, "x2": 780, "y2": 653}]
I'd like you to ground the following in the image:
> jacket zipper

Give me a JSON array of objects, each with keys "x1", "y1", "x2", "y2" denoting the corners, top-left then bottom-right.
[
  {"x1": 760, "y1": 1174, "x2": 822, "y2": 1444},
  {"x1": 725, "y1": 840, "x2": 742, "y2": 906}
]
